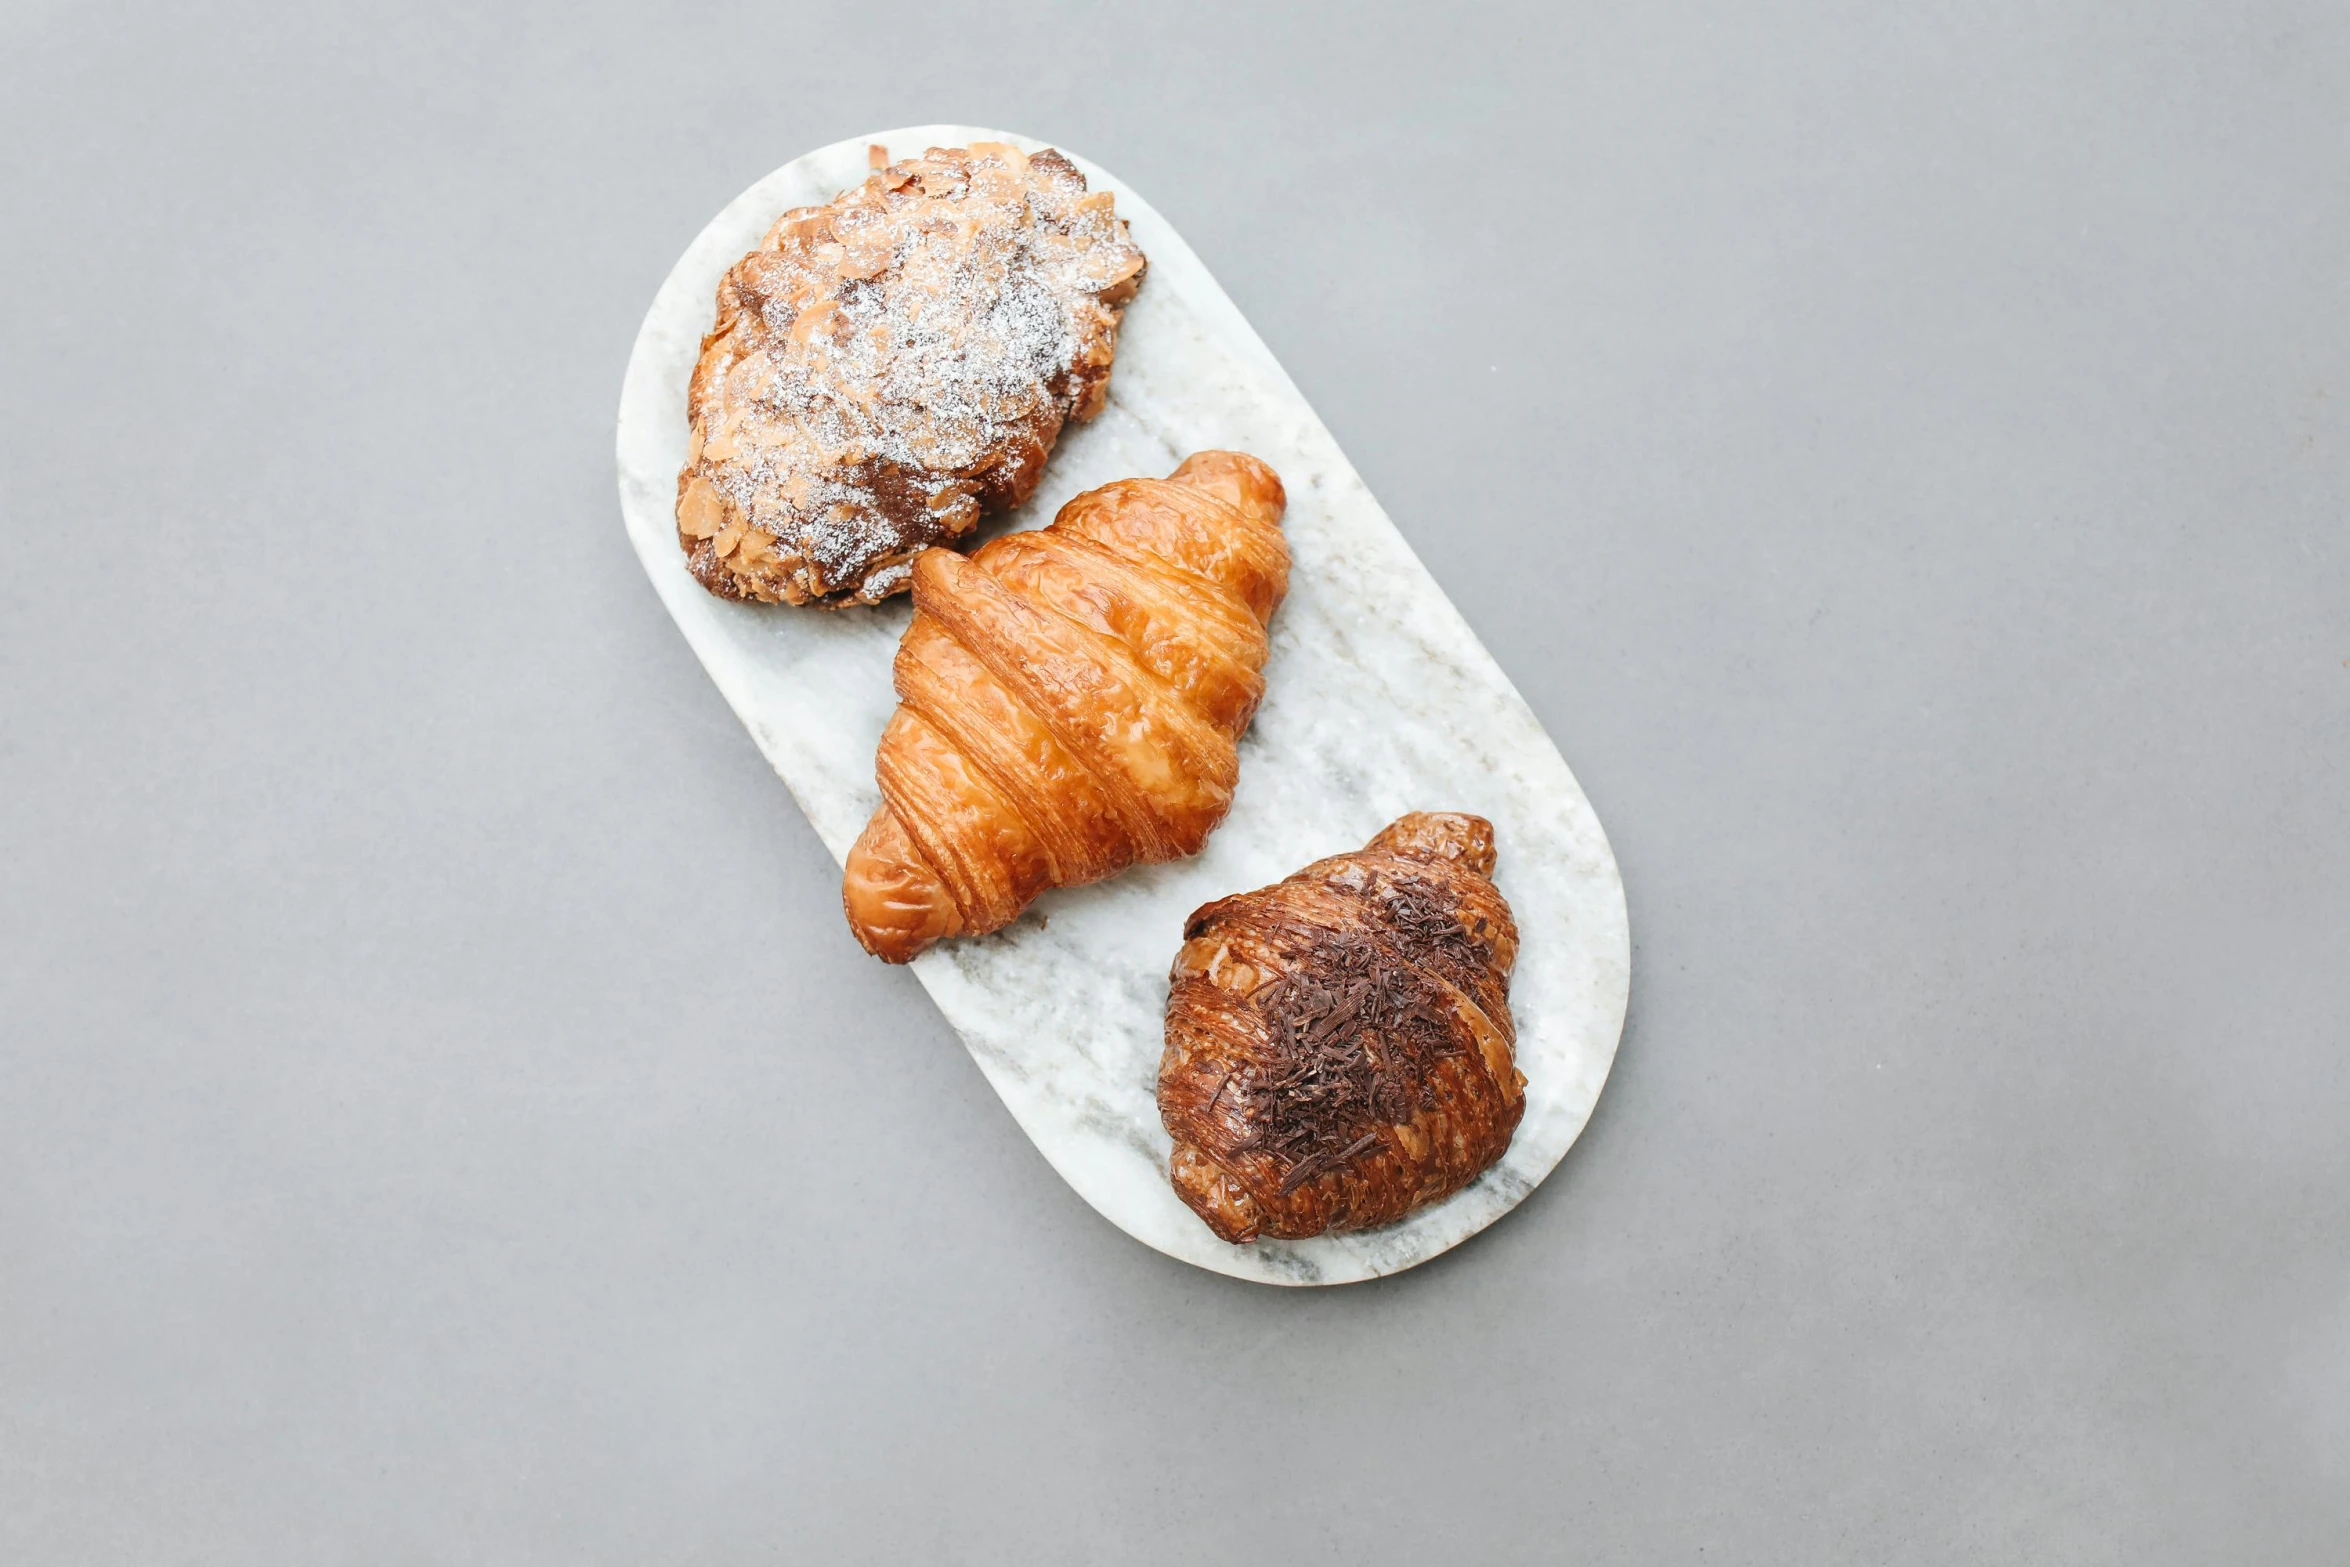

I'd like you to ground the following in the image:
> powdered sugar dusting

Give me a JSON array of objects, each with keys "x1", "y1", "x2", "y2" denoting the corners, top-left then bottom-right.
[{"x1": 676, "y1": 144, "x2": 1147, "y2": 606}]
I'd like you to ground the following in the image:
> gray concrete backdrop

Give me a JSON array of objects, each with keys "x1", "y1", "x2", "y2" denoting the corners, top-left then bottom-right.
[{"x1": 5, "y1": 2, "x2": 2346, "y2": 1561}]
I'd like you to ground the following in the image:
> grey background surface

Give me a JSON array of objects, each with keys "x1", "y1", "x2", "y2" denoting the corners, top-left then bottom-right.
[{"x1": 5, "y1": 1, "x2": 2346, "y2": 1560}]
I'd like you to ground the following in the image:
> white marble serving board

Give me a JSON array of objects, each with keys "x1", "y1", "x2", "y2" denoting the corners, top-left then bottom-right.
[{"x1": 615, "y1": 126, "x2": 1630, "y2": 1285}]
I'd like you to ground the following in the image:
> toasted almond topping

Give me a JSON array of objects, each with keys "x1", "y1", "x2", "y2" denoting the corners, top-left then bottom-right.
[
  {"x1": 837, "y1": 230, "x2": 893, "y2": 280},
  {"x1": 969, "y1": 140, "x2": 1030, "y2": 173},
  {"x1": 678, "y1": 477, "x2": 724, "y2": 539},
  {"x1": 788, "y1": 299, "x2": 839, "y2": 343}
]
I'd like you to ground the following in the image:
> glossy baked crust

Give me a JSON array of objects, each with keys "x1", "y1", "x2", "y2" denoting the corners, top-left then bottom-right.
[
  {"x1": 676, "y1": 143, "x2": 1147, "y2": 606},
  {"x1": 841, "y1": 451, "x2": 1289, "y2": 961},
  {"x1": 1157, "y1": 812, "x2": 1525, "y2": 1243}
]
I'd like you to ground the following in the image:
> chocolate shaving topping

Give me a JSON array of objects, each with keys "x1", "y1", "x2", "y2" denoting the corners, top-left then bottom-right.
[{"x1": 1229, "y1": 871, "x2": 1486, "y2": 1193}]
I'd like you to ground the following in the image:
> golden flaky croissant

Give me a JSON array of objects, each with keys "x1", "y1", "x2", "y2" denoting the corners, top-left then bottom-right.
[
  {"x1": 841, "y1": 452, "x2": 1290, "y2": 962},
  {"x1": 1157, "y1": 812, "x2": 1525, "y2": 1243}
]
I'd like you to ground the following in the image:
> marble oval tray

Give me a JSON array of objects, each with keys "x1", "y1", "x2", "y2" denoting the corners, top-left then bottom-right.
[{"x1": 615, "y1": 126, "x2": 1630, "y2": 1285}]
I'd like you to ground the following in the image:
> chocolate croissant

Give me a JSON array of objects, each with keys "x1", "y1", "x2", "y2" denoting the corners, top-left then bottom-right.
[
  {"x1": 842, "y1": 452, "x2": 1290, "y2": 962},
  {"x1": 1157, "y1": 812, "x2": 1525, "y2": 1243}
]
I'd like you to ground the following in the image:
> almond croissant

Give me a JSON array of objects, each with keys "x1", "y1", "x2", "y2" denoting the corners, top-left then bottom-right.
[
  {"x1": 842, "y1": 451, "x2": 1290, "y2": 962},
  {"x1": 1157, "y1": 812, "x2": 1525, "y2": 1243},
  {"x1": 677, "y1": 144, "x2": 1146, "y2": 606}
]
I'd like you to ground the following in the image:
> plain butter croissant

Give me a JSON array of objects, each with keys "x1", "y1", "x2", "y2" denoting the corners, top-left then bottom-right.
[
  {"x1": 1158, "y1": 812, "x2": 1524, "y2": 1243},
  {"x1": 842, "y1": 451, "x2": 1290, "y2": 962}
]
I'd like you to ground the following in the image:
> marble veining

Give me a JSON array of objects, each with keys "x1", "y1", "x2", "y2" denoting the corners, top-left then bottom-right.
[{"x1": 615, "y1": 127, "x2": 1630, "y2": 1285}]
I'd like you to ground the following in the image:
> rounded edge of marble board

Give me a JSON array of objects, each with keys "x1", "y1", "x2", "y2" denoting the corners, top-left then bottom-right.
[{"x1": 614, "y1": 125, "x2": 1633, "y2": 1287}]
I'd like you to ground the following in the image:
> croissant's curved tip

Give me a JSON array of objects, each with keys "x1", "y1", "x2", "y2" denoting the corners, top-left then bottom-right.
[
  {"x1": 843, "y1": 806, "x2": 962, "y2": 963},
  {"x1": 1365, "y1": 812, "x2": 1498, "y2": 878},
  {"x1": 1169, "y1": 1142, "x2": 1264, "y2": 1244},
  {"x1": 1169, "y1": 450, "x2": 1285, "y2": 528}
]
